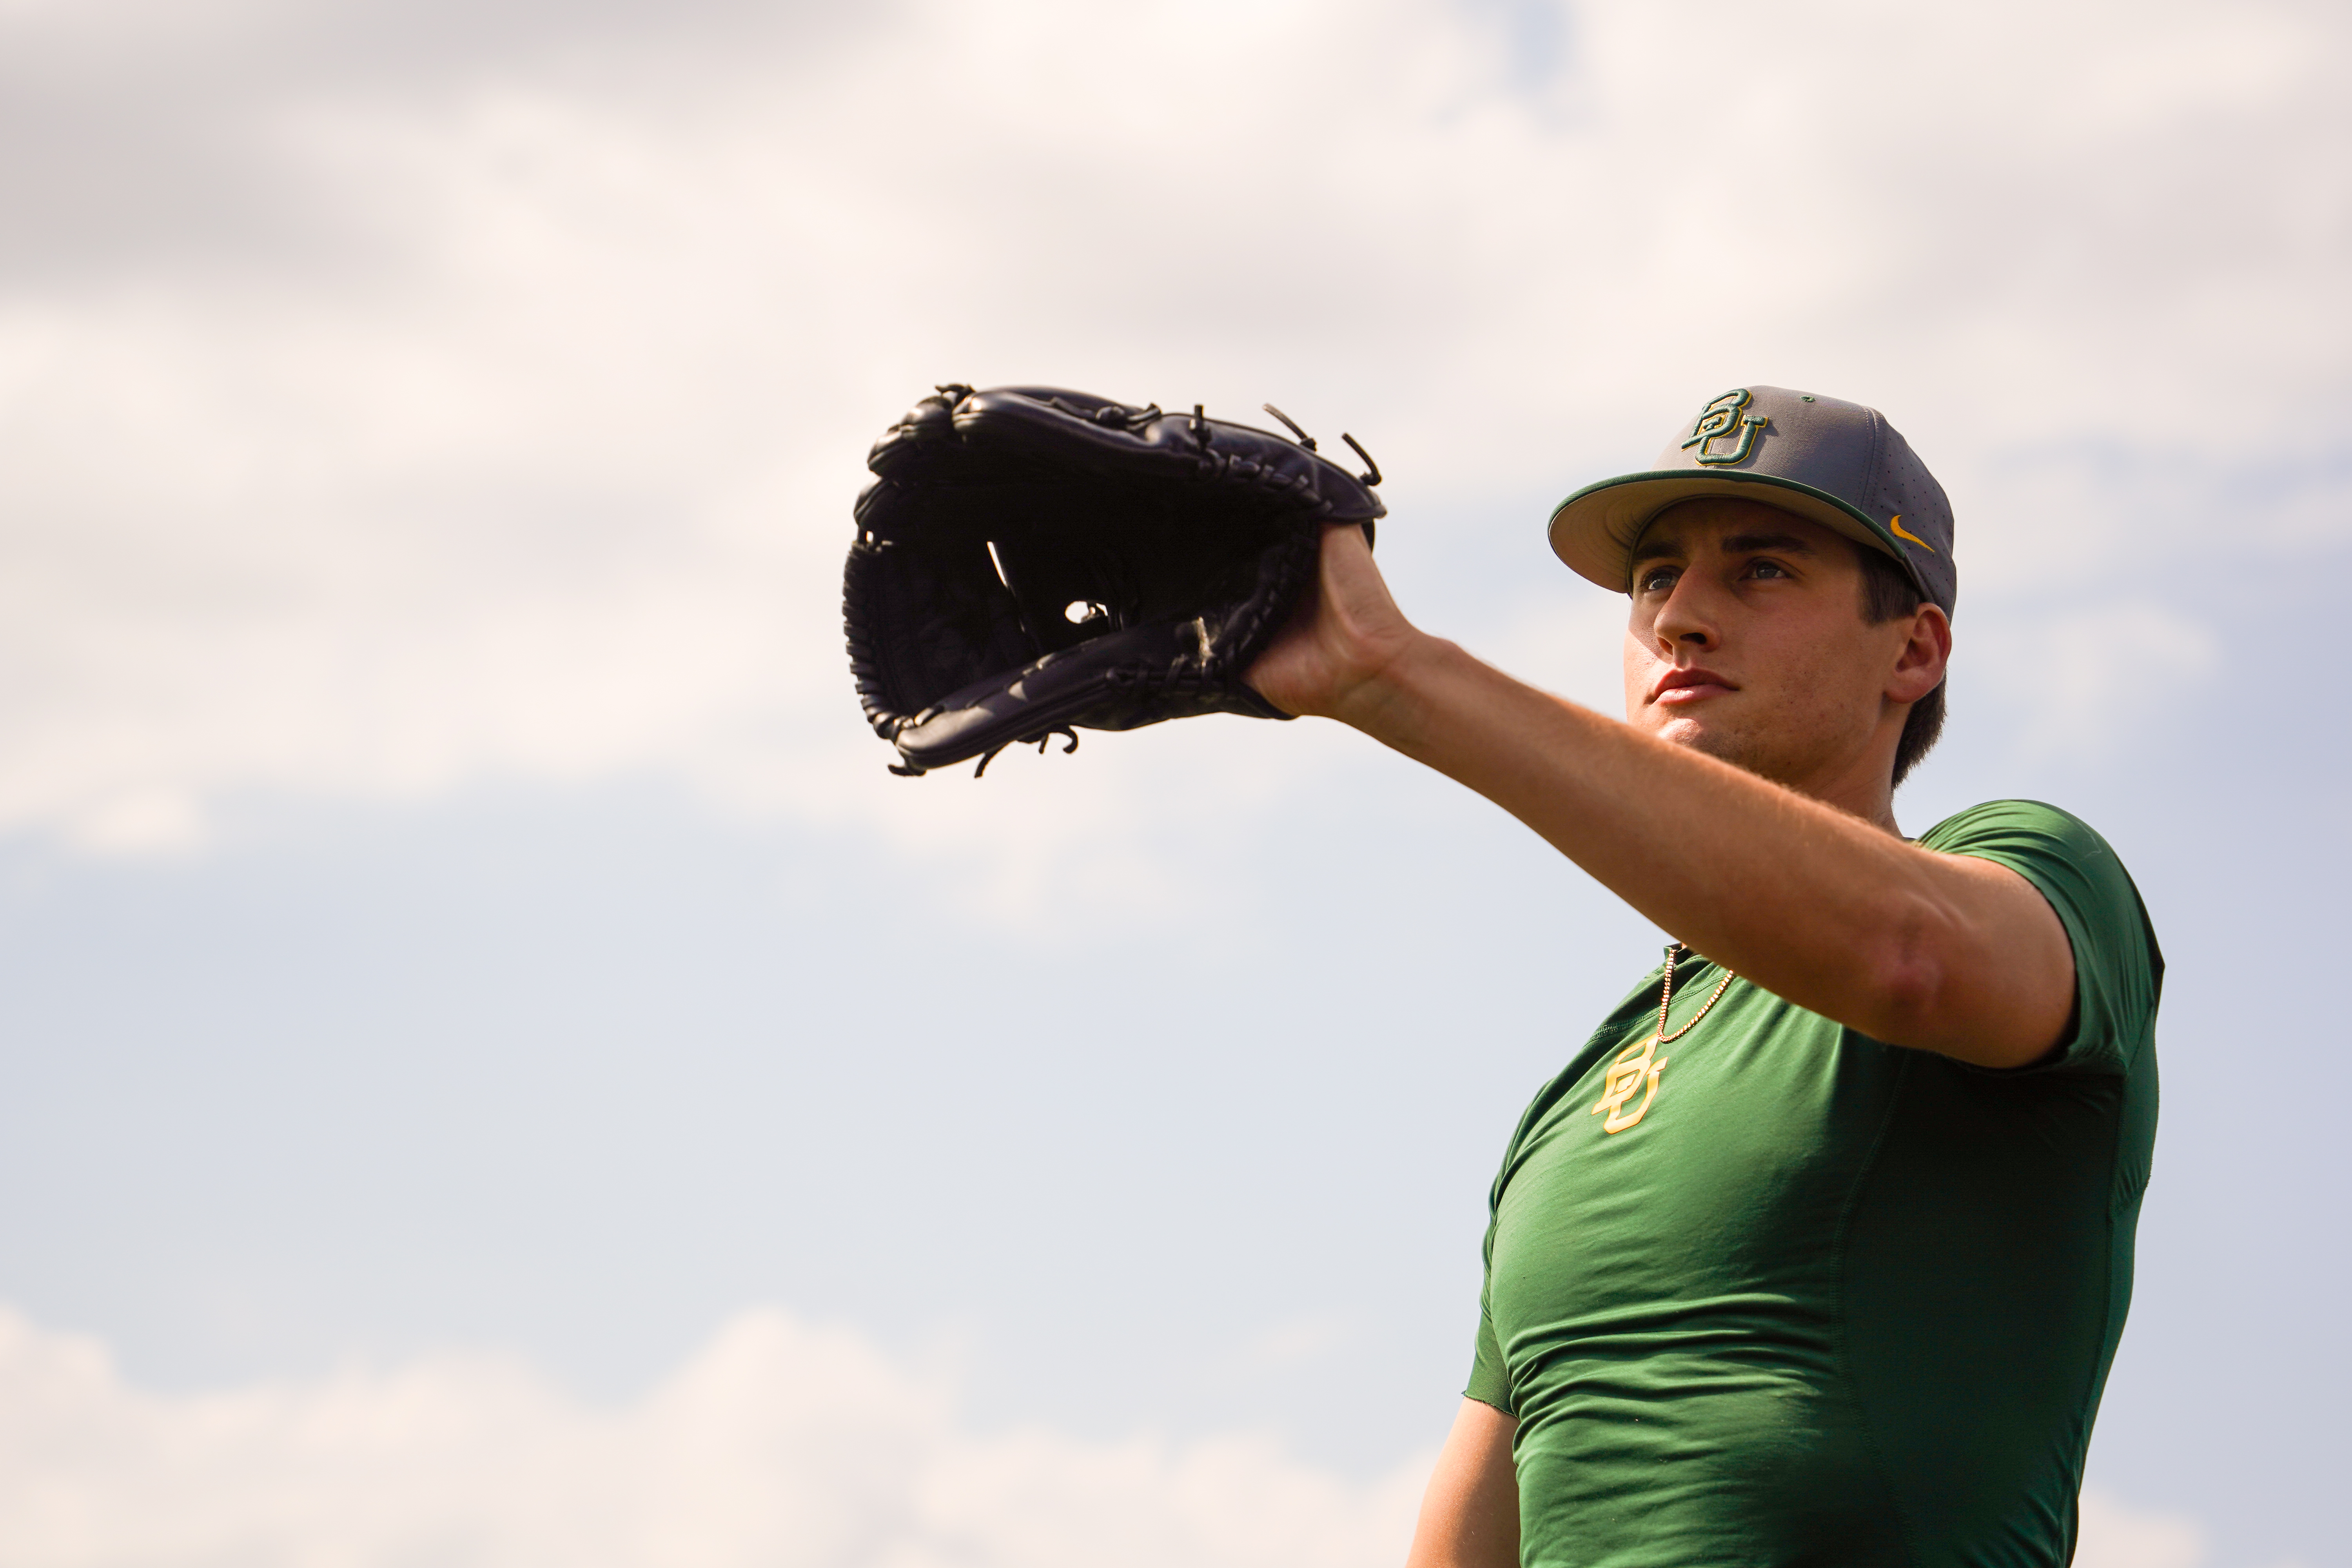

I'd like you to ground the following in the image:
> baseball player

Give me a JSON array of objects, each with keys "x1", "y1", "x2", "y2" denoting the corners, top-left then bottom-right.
[{"x1": 1244, "y1": 387, "x2": 2163, "y2": 1568}]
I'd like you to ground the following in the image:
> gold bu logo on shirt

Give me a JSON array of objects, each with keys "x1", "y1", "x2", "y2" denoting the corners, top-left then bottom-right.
[{"x1": 1590, "y1": 1034, "x2": 1668, "y2": 1133}]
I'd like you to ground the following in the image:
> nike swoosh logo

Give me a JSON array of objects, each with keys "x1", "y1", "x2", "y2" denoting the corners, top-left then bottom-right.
[{"x1": 1889, "y1": 515, "x2": 1933, "y2": 552}]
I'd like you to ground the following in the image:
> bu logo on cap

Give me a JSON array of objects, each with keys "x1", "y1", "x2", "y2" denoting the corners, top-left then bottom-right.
[{"x1": 1681, "y1": 389, "x2": 1769, "y2": 466}]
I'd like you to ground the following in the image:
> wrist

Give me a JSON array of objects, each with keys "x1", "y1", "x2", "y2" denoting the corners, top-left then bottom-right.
[{"x1": 1329, "y1": 628, "x2": 1461, "y2": 744}]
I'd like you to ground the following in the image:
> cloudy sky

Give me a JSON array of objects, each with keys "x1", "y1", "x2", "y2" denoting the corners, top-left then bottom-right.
[{"x1": 0, "y1": 0, "x2": 2344, "y2": 1563}]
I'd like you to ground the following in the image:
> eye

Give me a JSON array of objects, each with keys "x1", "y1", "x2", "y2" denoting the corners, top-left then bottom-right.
[
  {"x1": 1636, "y1": 565, "x2": 1679, "y2": 594},
  {"x1": 1744, "y1": 558, "x2": 1792, "y2": 580}
]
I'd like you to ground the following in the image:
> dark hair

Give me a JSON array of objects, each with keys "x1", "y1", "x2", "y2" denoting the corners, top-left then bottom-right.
[{"x1": 1855, "y1": 546, "x2": 1945, "y2": 788}]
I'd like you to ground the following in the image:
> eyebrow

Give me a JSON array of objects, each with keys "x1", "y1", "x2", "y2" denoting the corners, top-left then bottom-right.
[{"x1": 1630, "y1": 530, "x2": 1818, "y2": 565}]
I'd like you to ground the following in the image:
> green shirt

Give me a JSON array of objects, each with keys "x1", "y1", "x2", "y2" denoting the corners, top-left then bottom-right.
[{"x1": 1466, "y1": 800, "x2": 2162, "y2": 1568}]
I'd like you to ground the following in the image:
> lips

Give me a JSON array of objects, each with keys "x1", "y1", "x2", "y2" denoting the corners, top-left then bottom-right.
[{"x1": 1650, "y1": 667, "x2": 1738, "y2": 706}]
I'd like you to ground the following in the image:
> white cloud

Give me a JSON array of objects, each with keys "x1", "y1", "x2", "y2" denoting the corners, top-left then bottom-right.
[
  {"x1": 2076, "y1": 1486, "x2": 2209, "y2": 1568},
  {"x1": 1479, "y1": 585, "x2": 1632, "y2": 719},
  {"x1": 0, "y1": 1304, "x2": 2221, "y2": 1568},
  {"x1": 1240, "y1": 1313, "x2": 1360, "y2": 1371},
  {"x1": 0, "y1": 1303, "x2": 1426, "y2": 1568},
  {"x1": 1968, "y1": 598, "x2": 2221, "y2": 759},
  {"x1": 0, "y1": 0, "x2": 2339, "y2": 867}
]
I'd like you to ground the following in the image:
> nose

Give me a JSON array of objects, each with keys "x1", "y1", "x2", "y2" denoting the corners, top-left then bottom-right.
[{"x1": 1651, "y1": 570, "x2": 1720, "y2": 655}]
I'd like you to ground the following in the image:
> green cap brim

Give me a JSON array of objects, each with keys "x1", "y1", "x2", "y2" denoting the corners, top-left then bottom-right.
[{"x1": 1547, "y1": 469, "x2": 1930, "y2": 601}]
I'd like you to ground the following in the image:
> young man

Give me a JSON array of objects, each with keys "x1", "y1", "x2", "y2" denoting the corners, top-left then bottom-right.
[{"x1": 1245, "y1": 387, "x2": 2163, "y2": 1568}]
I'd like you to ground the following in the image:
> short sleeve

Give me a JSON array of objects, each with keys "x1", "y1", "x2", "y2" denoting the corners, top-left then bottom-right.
[
  {"x1": 1465, "y1": 1302, "x2": 1514, "y2": 1414},
  {"x1": 1917, "y1": 799, "x2": 2165, "y2": 1076}
]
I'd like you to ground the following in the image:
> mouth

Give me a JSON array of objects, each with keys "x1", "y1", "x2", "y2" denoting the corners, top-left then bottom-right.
[{"x1": 1650, "y1": 667, "x2": 1738, "y2": 707}]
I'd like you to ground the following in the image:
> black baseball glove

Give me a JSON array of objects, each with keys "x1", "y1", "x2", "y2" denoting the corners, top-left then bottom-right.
[{"x1": 844, "y1": 385, "x2": 1385, "y2": 777}]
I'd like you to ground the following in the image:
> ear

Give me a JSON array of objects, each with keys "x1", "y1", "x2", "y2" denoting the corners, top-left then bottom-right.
[{"x1": 1887, "y1": 604, "x2": 1951, "y2": 705}]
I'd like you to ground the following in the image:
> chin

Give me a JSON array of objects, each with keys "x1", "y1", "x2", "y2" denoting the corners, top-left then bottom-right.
[
  {"x1": 1645, "y1": 710, "x2": 1719, "y2": 749},
  {"x1": 1656, "y1": 715, "x2": 1773, "y2": 775}
]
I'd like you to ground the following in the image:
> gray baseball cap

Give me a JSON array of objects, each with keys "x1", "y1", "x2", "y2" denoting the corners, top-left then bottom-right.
[{"x1": 1547, "y1": 386, "x2": 1956, "y2": 616}]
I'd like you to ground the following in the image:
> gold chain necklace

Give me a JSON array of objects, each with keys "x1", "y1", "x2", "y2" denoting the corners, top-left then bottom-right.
[
  {"x1": 1654, "y1": 941, "x2": 1737, "y2": 1044},
  {"x1": 1591, "y1": 942, "x2": 1737, "y2": 1134}
]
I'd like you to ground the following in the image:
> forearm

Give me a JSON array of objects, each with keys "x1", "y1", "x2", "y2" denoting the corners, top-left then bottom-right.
[
  {"x1": 1406, "y1": 1399, "x2": 1519, "y2": 1568},
  {"x1": 1337, "y1": 633, "x2": 2058, "y2": 1062}
]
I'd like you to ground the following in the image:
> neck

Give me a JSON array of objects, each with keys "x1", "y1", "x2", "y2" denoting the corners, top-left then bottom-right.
[{"x1": 1774, "y1": 740, "x2": 1904, "y2": 837}]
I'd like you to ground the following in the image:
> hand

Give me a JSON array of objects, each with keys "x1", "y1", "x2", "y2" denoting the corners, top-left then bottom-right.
[{"x1": 1244, "y1": 522, "x2": 1421, "y2": 722}]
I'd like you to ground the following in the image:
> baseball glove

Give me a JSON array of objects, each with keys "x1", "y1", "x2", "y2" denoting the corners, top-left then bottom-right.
[{"x1": 844, "y1": 384, "x2": 1385, "y2": 777}]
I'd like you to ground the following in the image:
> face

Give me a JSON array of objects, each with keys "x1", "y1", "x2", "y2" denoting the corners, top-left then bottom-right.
[{"x1": 1622, "y1": 498, "x2": 1947, "y2": 795}]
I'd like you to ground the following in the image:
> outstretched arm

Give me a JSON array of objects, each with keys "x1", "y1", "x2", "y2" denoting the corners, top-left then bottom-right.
[
  {"x1": 1405, "y1": 1399, "x2": 1519, "y2": 1568},
  {"x1": 1247, "y1": 525, "x2": 2074, "y2": 1069}
]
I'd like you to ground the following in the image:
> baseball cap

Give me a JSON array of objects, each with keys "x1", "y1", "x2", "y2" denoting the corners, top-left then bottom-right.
[{"x1": 1546, "y1": 387, "x2": 1956, "y2": 616}]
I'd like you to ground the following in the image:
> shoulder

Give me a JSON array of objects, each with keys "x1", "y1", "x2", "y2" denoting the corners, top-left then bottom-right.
[
  {"x1": 1922, "y1": 799, "x2": 2165, "y2": 1072},
  {"x1": 1916, "y1": 798, "x2": 2115, "y2": 860},
  {"x1": 1916, "y1": 800, "x2": 2146, "y2": 927}
]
